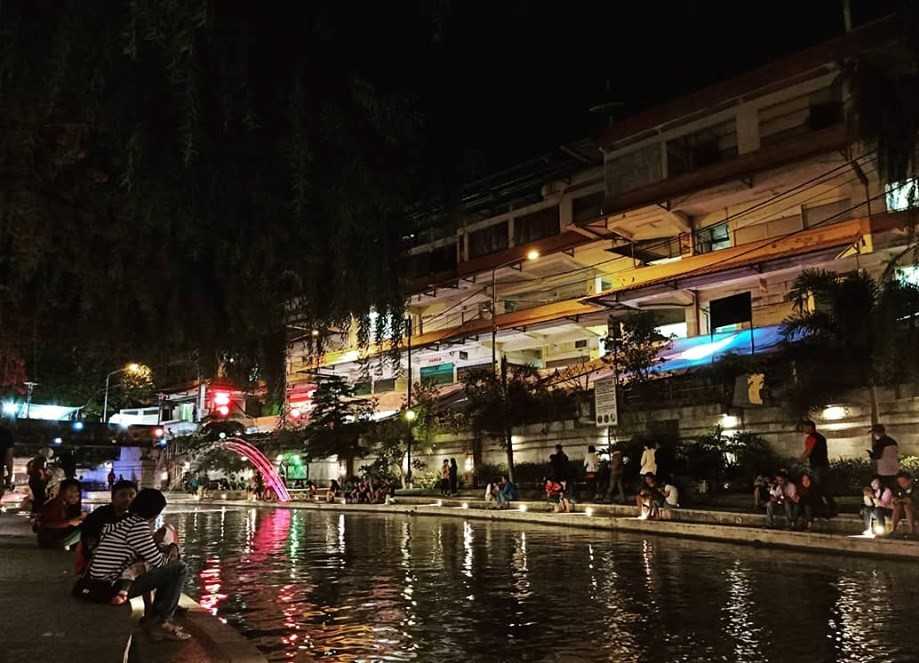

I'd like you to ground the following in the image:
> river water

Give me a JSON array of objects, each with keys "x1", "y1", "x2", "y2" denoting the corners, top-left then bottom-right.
[{"x1": 164, "y1": 506, "x2": 919, "y2": 662}]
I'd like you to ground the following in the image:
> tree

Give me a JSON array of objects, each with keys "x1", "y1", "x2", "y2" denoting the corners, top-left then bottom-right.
[
  {"x1": 779, "y1": 269, "x2": 919, "y2": 419},
  {"x1": 604, "y1": 311, "x2": 673, "y2": 403},
  {"x1": 0, "y1": 2, "x2": 448, "y2": 401},
  {"x1": 302, "y1": 375, "x2": 374, "y2": 478},
  {"x1": 463, "y1": 361, "x2": 551, "y2": 483}
]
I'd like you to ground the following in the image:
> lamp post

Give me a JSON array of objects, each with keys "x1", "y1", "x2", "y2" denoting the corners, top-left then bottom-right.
[
  {"x1": 405, "y1": 316, "x2": 414, "y2": 487},
  {"x1": 102, "y1": 363, "x2": 142, "y2": 423}
]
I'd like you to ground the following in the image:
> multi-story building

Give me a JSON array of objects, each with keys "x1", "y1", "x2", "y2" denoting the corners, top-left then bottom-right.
[{"x1": 285, "y1": 17, "x2": 917, "y2": 468}]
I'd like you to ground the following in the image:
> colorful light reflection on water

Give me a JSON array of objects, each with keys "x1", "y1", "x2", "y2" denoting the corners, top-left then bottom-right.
[{"x1": 168, "y1": 507, "x2": 919, "y2": 662}]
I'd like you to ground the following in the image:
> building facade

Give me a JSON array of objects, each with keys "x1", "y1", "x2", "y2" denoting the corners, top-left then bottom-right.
[{"x1": 284, "y1": 18, "x2": 917, "y2": 473}]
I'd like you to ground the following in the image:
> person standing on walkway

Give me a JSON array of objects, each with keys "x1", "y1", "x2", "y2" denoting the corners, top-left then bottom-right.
[
  {"x1": 583, "y1": 445, "x2": 600, "y2": 500},
  {"x1": 449, "y1": 458, "x2": 459, "y2": 495},
  {"x1": 868, "y1": 424, "x2": 899, "y2": 489},
  {"x1": 799, "y1": 421, "x2": 829, "y2": 485},
  {"x1": 606, "y1": 449, "x2": 626, "y2": 504},
  {"x1": 0, "y1": 424, "x2": 13, "y2": 497},
  {"x1": 107, "y1": 467, "x2": 116, "y2": 491},
  {"x1": 27, "y1": 455, "x2": 50, "y2": 515},
  {"x1": 440, "y1": 459, "x2": 450, "y2": 496},
  {"x1": 639, "y1": 441, "x2": 657, "y2": 477}
]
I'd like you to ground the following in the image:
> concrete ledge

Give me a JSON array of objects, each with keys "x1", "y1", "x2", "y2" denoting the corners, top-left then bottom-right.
[
  {"x1": 0, "y1": 512, "x2": 267, "y2": 663},
  {"x1": 187, "y1": 496, "x2": 919, "y2": 560}
]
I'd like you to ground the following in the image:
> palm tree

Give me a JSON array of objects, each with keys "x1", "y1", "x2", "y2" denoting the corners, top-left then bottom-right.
[{"x1": 780, "y1": 269, "x2": 919, "y2": 420}]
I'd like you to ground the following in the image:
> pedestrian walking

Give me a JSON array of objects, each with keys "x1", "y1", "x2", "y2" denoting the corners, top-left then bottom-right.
[
  {"x1": 583, "y1": 445, "x2": 600, "y2": 500},
  {"x1": 639, "y1": 441, "x2": 657, "y2": 477},
  {"x1": 449, "y1": 458, "x2": 459, "y2": 495},
  {"x1": 606, "y1": 449, "x2": 626, "y2": 503}
]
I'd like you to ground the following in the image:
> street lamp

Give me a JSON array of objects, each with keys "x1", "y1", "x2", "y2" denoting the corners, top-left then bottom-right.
[
  {"x1": 404, "y1": 316, "x2": 414, "y2": 486},
  {"x1": 102, "y1": 363, "x2": 146, "y2": 423}
]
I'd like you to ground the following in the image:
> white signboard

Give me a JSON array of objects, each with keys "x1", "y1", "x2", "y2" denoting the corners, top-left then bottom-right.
[{"x1": 594, "y1": 377, "x2": 618, "y2": 427}]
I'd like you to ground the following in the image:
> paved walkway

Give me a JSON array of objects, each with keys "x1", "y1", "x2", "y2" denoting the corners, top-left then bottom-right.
[{"x1": 0, "y1": 511, "x2": 264, "y2": 663}]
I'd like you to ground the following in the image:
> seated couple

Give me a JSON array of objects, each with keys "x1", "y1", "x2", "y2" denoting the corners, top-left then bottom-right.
[
  {"x1": 73, "y1": 487, "x2": 191, "y2": 642},
  {"x1": 636, "y1": 473, "x2": 678, "y2": 520},
  {"x1": 484, "y1": 477, "x2": 518, "y2": 509}
]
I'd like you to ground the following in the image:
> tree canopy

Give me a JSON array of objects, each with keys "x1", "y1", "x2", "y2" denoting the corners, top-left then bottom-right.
[
  {"x1": 779, "y1": 268, "x2": 919, "y2": 417},
  {"x1": 0, "y1": 1, "x2": 447, "y2": 401}
]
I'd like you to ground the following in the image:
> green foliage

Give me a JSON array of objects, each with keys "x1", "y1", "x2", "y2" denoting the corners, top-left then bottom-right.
[
  {"x1": 302, "y1": 376, "x2": 374, "y2": 469},
  {"x1": 779, "y1": 269, "x2": 919, "y2": 417},
  {"x1": 0, "y1": 3, "x2": 441, "y2": 401},
  {"x1": 724, "y1": 431, "x2": 782, "y2": 487},
  {"x1": 606, "y1": 311, "x2": 672, "y2": 384},
  {"x1": 191, "y1": 448, "x2": 250, "y2": 477},
  {"x1": 825, "y1": 458, "x2": 873, "y2": 497}
]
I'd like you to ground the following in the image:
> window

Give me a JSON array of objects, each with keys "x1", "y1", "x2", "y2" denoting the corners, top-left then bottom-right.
[
  {"x1": 420, "y1": 363, "x2": 455, "y2": 386},
  {"x1": 403, "y1": 243, "x2": 458, "y2": 279},
  {"x1": 695, "y1": 223, "x2": 731, "y2": 254},
  {"x1": 886, "y1": 179, "x2": 917, "y2": 212},
  {"x1": 666, "y1": 119, "x2": 738, "y2": 178},
  {"x1": 514, "y1": 206, "x2": 559, "y2": 245},
  {"x1": 710, "y1": 292, "x2": 753, "y2": 332},
  {"x1": 353, "y1": 381, "x2": 372, "y2": 396},
  {"x1": 373, "y1": 378, "x2": 396, "y2": 394},
  {"x1": 572, "y1": 192, "x2": 604, "y2": 223},
  {"x1": 468, "y1": 222, "x2": 509, "y2": 259}
]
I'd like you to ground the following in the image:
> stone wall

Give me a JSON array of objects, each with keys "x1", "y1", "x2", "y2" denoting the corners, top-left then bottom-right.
[{"x1": 405, "y1": 385, "x2": 919, "y2": 475}]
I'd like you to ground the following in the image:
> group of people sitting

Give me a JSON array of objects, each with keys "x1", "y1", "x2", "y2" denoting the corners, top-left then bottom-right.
[
  {"x1": 861, "y1": 471, "x2": 916, "y2": 537},
  {"x1": 753, "y1": 469, "x2": 835, "y2": 530},
  {"x1": 484, "y1": 476, "x2": 519, "y2": 509},
  {"x1": 32, "y1": 478, "x2": 192, "y2": 642},
  {"x1": 341, "y1": 478, "x2": 393, "y2": 504},
  {"x1": 635, "y1": 473, "x2": 680, "y2": 519}
]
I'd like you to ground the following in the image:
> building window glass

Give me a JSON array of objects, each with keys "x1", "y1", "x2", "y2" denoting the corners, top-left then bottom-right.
[
  {"x1": 695, "y1": 223, "x2": 732, "y2": 254},
  {"x1": 886, "y1": 179, "x2": 917, "y2": 212},
  {"x1": 514, "y1": 206, "x2": 559, "y2": 245},
  {"x1": 420, "y1": 363, "x2": 455, "y2": 386},
  {"x1": 468, "y1": 222, "x2": 509, "y2": 259}
]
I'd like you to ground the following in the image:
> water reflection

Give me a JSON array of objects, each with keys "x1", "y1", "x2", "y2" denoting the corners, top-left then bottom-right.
[{"x1": 166, "y1": 509, "x2": 919, "y2": 662}]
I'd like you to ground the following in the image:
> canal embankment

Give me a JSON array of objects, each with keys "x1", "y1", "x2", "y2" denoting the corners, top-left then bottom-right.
[
  {"x1": 179, "y1": 493, "x2": 919, "y2": 561},
  {"x1": 0, "y1": 511, "x2": 266, "y2": 663}
]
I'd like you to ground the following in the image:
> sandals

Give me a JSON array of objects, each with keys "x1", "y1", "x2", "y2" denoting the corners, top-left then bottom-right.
[{"x1": 111, "y1": 591, "x2": 129, "y2": 606}]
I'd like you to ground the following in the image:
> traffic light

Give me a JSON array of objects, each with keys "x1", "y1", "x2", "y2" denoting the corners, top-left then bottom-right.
[{"x1": 211, "y1": 390, "x2": 231, "y2": 417}]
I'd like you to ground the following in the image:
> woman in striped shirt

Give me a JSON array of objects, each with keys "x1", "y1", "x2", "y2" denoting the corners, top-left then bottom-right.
[{"x1": 76, "y1": 488, "x2": 191, "y2": 641}]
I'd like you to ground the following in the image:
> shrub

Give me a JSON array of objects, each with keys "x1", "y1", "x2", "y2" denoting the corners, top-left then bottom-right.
[
  {"x1": 473, "y1": 463, "x2": 506, "y2": 486},
  {"x1": 826, "y1": 458, "x2": 872, "y2": 496},
  {"x1": 725, "y1": 431, "x2": 782, "y2": 488},
  {"x1": 900, "y1": 456, "x2": 919, "y2": 476}
]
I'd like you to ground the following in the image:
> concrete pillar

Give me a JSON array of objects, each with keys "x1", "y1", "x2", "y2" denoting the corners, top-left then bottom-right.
[{"x1": 736, "y1": 104, "x2": 760, "y2": 155}]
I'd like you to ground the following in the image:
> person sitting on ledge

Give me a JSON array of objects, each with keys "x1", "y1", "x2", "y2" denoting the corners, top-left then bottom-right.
[
  {"x1": 497, "y1": 476, "x2": 518, "y2": 509},
  {"x1": 753, "y1": 473, "x2": 770, "y2": 510},
  {"x1": 796, "y1": 472, "x2": 827, "y2": 531},
  {"x1": 35, "y1": 478, "x2": 84, "y2": 548},
  {"x1": 765, "y1": 471, "x2": 798, "y2": 529},
  {"x1": 889, "y1": 471, "x2": 916, "y2": 537},
  {"x1": 636, "y1": 473, "x2": 664, "y2": 520},
  {"x1": 327, "y1": 479, "x2": 341, "y2": 503},
  {"x1": 862, "y1": 476, "x2": 894, "y2": 536},
  {"x1": 661, "y1": 476, "x2": 680, "y2": 509},
  {"x1": 76, "y1": 488, "x2": 191, "y2": 642},
  {"x1": 77, "y1": 480, "x2": 137, "y2": 572}
]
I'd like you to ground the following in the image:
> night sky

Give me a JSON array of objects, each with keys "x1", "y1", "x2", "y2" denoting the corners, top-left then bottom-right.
[{"x1": 340, "y1": 0, "x2": 898, "y2": 175}]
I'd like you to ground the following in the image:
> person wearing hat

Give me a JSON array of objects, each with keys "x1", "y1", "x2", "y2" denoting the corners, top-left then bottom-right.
[{"x1": 868, "y1": 424, "x2": 899, "y2": 490}]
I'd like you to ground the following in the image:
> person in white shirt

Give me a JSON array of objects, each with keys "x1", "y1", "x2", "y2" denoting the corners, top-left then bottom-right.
[
  {"x1": 583, "y1": 445, "x2": 600, "y2": 500},
  {"x1": 661, "y1": 479, "x2": 679, "y2": 508},
  {"x1": 639, "y1": 442, "x2": 657, "y2": 477}
]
